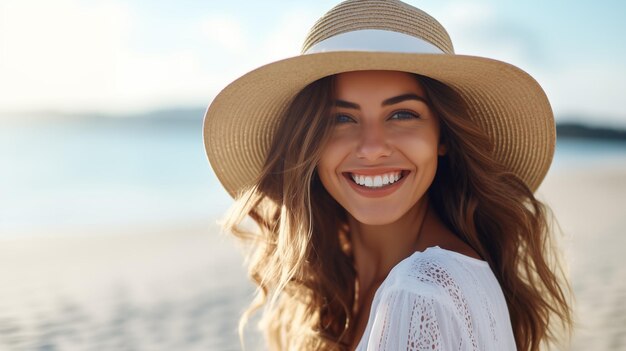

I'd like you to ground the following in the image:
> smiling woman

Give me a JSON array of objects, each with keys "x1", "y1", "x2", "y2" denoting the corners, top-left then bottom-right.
[
  {"x1": 318, "y1": 71, "x2": 445, "y2": 227},
  {"x1": 202, "y1": 1, "x2": 573, "y2": 350}
]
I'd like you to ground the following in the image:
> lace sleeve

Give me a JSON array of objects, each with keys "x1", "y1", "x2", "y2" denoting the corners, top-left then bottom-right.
[{"x1": 363, "y1": 287, "x2": 465, "y2": 351}]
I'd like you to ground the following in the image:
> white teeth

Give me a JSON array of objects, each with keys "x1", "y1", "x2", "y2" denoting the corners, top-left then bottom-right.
[
  {"x1": 349, "y1": 171, "x2": 404, "y2": 188},
  {"x1": 373, "y1": 176, "x2": 382, "y2": 187},
  {"x1": 364, "y1": 177, "x2": 373, "y2": 187}
]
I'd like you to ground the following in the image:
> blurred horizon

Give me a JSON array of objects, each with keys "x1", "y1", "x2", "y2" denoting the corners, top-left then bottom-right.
[
  {"x1": 3, "y1": 106, "x2": 626, "y2": 131},
  {"x1": 1, "y1": 106, "x2": 624, "y2": 239}
]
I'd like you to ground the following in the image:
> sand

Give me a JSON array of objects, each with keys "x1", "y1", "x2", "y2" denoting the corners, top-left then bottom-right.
[
  {"x1": 1, "y1": 166, "x2": 625, "y2": 350},
  {"x1": 0, "y1": 222, "x2": 253, "y2": 350},
  {"x1": 536, "y1": 165, "x2": 626, "y2": 351}
]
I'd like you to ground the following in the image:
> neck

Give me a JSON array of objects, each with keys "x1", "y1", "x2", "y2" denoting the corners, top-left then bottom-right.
[{"x1": 348, "y1": 196, "x2": 430, "y2": 286}]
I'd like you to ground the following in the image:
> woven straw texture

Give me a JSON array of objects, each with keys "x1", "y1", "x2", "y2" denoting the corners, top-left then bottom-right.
[
  {"x1": 302, "y1": 0, "x2": 453, "y2": 54},
  {"x1": 203, "y1": 0, "x2": 555, "y2": 197}
]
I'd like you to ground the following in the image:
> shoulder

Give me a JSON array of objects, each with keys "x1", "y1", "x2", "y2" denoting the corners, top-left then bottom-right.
[
  {"x1": 358, "y1": 247, "x2": 515, "y2": 351},
  {"x1": 375, "y1": 245, "x2": 502, "y2": 321},
  {"x1": 383, "y1": 246, "x2": 491, "y2": 297},
  {"x1": 360, "y1": 250, "x2": 477, "y2": 350}
]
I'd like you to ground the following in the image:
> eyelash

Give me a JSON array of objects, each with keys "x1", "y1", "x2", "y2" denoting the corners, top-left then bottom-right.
[
  {"x1": 333, "y1": 110, "x2": 420, "y2": 124},
  {"x1": 389, "y1": 110, "x2": 420, "y2": 121}
]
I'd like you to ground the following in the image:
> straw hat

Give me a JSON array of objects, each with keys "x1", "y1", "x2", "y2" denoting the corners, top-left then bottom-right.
[{"x1": 203, "y1": 0, "x2": 555, "y2": 197}]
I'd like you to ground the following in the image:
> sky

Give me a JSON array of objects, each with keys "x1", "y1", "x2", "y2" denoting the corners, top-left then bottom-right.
[{"x1": 1, "y1": 0, "x2": 625, "y2": 126}]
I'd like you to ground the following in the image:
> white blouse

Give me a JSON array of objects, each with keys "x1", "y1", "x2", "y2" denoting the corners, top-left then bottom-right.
[{"x1": 355, "y1": 246, "x2": 517, "y2": 351}]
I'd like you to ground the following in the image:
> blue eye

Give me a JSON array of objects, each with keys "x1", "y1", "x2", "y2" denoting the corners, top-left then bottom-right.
[
  {"x1": 334, "y1": 114, "x2": 355, "y2": 124},
  {"x1": 390, "y1": 111, "x2": 420, "y2": 120}
]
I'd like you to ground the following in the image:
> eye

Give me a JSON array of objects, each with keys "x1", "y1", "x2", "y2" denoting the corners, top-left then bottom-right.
[
  {"x1": 334, "y1": 113, "x2": 356, "y2": 124},
  {"x1": 389, "y1": 110, "x2": 420, "y2": 121}
]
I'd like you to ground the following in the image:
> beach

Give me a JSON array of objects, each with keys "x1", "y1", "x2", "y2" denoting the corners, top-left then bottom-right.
[
  {"x1": 537, "y1": 165, "x2": 626, "y2": 350},
  {"x1": 1, "y1": 163, "x2": 626, "y2": 350},
  {"x1": 0, "y1": 221, "x2": 252, "y2": 350}
]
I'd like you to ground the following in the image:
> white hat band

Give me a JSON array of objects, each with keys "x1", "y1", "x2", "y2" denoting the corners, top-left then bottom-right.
[{"x1": 303, "y1": 29, "x2": 445, "y2": 55}]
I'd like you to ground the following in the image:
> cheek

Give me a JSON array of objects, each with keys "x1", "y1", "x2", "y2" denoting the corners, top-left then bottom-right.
[
  {"x1": 317, "y1": 140, "x2": 344, "y2": 191},
  {"x1": 396, "y1": 130, "x2": 441, "y2": 163}
]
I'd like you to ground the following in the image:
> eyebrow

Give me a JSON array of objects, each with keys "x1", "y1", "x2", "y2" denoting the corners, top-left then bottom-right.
[{"x1": 333, "y1": 93, "x2": 428, "y2": 109}]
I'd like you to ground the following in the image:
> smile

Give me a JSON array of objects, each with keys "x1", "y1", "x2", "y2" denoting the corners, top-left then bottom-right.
[
  {"x1": 349, "y1": 171, "x2": 404, "y2": 188},
  {"x1": 341, "y1": 169, "x2": 409, "y2": 198}
]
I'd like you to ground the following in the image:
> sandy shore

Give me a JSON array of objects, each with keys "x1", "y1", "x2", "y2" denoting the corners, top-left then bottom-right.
[
  {"x1": 536, "y1": 165, "x2": 626, "y2": 351},
  {"x1": 0, "y1": 221, "x2": 253, "y2": 350},
  {"x1": 1, "y1": 165, "x2": 625, "y2": 350}
]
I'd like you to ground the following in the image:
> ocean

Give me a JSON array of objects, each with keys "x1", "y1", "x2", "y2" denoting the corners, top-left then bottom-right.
[
  {"x1": 0, "y1": 116, "x2": 232, "y2": 236},
  {"x1": 1, "y1": 116, "x2": 625, "y2": 237}
]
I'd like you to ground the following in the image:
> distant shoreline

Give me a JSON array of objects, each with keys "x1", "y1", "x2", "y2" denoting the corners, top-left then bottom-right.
[
  {"x1": 3, "y1": 108, "x2": 626, "y2": 142},
  {"x1": 557, "y1": 122, "x2": 626, "y2": 142}
]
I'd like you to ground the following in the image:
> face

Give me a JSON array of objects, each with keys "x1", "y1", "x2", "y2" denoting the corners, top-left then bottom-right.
[{"x1": 317, "y1": 70, "x2": 446, "y2": 226}]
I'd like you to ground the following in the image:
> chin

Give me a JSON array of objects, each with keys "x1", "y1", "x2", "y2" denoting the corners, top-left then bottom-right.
[{"x1": 348, "y1": 208, "x2": 406, "y2": 226}]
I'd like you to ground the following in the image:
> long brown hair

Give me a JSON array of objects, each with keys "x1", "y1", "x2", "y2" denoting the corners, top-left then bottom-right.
[
  {"x1": 422, "y1": 75, "x2": 573, "y2": 350},
  {"x1": 223, "y1": 73, "x2": 573, "y2": 350}
]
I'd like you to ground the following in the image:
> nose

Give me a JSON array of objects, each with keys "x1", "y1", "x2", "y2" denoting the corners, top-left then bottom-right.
[{"x1": 355, "y1": 122, "x2": 392, "y2": 161}]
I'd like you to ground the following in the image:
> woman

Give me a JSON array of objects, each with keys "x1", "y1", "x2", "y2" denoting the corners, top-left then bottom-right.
[{"x1": 203, "y1": 1, "x2": 573, "y2": 350}]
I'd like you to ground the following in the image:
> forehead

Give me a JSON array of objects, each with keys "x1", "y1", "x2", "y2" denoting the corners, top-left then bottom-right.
[{"x1": 333, "y1": 70, "x2": 425, "y2": 98}]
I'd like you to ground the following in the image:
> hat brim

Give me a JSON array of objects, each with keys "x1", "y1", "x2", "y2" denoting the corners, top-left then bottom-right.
[{"x1": 203, "y1": 51, "x2": 555, "y2": 197}]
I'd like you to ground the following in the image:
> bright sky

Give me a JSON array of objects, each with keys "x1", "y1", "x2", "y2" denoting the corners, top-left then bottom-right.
[{"x1": 1, "y1": 0, "x2": 625, "y2": 125}]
